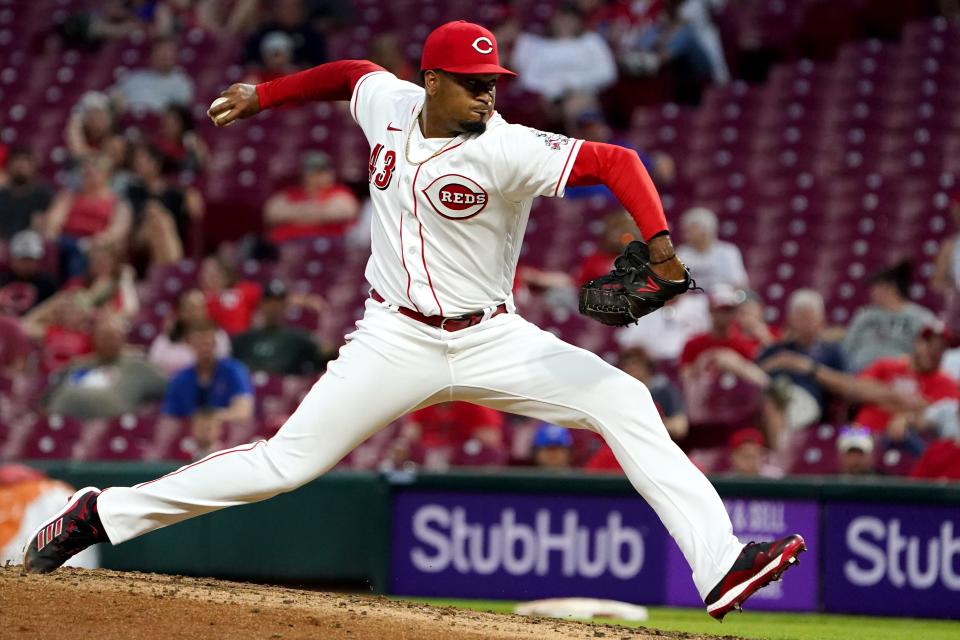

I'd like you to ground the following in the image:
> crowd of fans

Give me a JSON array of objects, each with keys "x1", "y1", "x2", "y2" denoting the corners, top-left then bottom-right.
[{"x1": 1, "y1": 0, "x2": 959, "y2": 483}]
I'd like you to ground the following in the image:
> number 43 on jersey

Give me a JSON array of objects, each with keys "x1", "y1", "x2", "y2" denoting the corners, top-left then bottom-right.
[{"x1": 368, "y1": 143, "x2": 396, "y2": 190}]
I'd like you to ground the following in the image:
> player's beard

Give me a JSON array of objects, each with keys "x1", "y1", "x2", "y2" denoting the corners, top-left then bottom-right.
[{"x1": 458, "y1": 119, "x2": 487, "y2": 135}]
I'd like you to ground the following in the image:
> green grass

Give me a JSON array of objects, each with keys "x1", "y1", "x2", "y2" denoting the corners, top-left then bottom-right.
[{"x1": 401, "y1": 598, "x2": 960, "y2": 640}]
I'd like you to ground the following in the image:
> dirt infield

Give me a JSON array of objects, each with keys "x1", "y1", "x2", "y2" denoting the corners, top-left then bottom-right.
[{"x1": 0, "y1": 566, "x2": 742, "y2": 640}]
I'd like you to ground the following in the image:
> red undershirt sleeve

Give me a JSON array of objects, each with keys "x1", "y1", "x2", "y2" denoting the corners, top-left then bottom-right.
[
  {"x1": 255, "y1": 60, "x2": 386, "y2": 109},
  {"x1": 567, "y1": 141, "x2": 669, "y2": 241}
]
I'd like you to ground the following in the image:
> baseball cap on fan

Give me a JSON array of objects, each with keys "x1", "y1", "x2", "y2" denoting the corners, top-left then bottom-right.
[
  {"x1": 420, "y1": 21, "x2": 516, "y2": 76},
  {"x1": 919, "y1": 319, "x2": 955, "y2": 344},
  {"x1": 837, "y1": 425, "x2": 874, "y2": 454}
]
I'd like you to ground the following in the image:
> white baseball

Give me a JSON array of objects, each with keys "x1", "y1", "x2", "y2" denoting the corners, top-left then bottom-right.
[{"x1": 209, "y1": 97, "x2": 233, "y2": 126}]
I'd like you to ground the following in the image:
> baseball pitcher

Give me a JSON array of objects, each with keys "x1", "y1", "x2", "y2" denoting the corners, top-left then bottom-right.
[{"x1": 24, "y1": 21, "x2": 804, "y2": 620}]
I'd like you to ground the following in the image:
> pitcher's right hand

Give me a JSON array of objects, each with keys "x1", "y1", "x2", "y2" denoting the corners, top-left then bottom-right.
[{"x1": 208, "y1": 83, "x2": 261, "y2": 127}]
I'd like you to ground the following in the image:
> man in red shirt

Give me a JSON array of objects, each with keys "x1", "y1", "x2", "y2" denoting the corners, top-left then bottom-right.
[
  {"x1": 264, "y1": 151, "x2": 360, "y2": 243},
  {"x1": 680, "y1": 285, "x2": 756, "y2": 366},
  {"x1": 678, "y1": 285, "x2": 775, "y2": 446},
  {"x1": 680, "y1": 285, "x2": 766, "y2": 382},
  {"x1": 198, "y1": 256, "x2": 262, "y2": 335},
  {"x1": 400, "y1": 401, "x2": 505, "y2": 469},
  {"x1": 853, "y1": 322, "x2": 959, "y2": 439},
  {"x1": 911, "y1": 437, "x2": 960, "y2": 481}
]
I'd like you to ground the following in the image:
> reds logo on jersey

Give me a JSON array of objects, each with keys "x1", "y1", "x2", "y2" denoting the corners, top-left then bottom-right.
[{"x1": 422, "y1": 174, "x2": 489, "y2": 220}]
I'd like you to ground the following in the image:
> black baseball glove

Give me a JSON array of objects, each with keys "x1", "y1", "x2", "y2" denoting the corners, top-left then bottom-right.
[{"x1": 579, "y1": 240, "x2": 698, "y2": 326}]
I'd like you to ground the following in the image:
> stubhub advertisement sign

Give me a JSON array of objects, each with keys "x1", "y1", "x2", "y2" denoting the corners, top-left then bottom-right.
[
  {"x1": 390, "y1": 491, "x2": 666, "y2": 602},
  {"x1": 823, "y1": 503, "x2": 960, "y2": 619}
]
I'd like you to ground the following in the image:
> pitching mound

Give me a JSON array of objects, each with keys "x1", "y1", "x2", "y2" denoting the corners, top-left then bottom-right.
[{"x1": 1, "y1": 566, "x2": 734, "y2": 640}]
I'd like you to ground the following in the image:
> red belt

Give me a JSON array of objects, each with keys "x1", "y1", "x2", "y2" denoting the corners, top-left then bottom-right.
[{"x1": 371, "y1": 290, "x2": 507, "y2": 332}]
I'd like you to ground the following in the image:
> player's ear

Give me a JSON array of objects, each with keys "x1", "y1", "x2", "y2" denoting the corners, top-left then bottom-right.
[{"x1": 423, "y1": 69, "x2": 441, "y2": 97}]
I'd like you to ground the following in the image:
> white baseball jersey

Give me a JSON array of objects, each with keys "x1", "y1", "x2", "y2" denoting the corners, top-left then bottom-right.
[{"x1": 350, "y1": 70, "x2": 584, "y2": 317}]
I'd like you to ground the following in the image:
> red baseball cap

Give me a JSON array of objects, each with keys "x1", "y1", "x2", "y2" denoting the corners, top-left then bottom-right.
[
  {"x1": 729, "y1": 427, "x2": 766, "y2": 450},
  {"x1": 920, "y1": 319, "x2": 957, "y2": 346},
  {"x1": 420, "y1": 21, "x2": 516, "y2": 76}
]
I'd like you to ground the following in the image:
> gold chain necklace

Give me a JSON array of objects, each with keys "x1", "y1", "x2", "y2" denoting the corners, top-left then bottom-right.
[{"x1": 404, "y1": 110, "x2": 460, "y2": 165}]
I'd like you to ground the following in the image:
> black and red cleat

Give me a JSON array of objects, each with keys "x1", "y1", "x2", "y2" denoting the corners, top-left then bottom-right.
[
  {"x1": 22, "y1": 487, "x2": 107, "y2": 574},
  {"x1": 705, "y1": 534, "x2": 807, "y2": 621}
]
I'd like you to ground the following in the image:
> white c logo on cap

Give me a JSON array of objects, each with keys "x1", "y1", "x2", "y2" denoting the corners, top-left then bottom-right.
[{"x1": 472, "y1": 37, "x2": 494, "y2": 54}]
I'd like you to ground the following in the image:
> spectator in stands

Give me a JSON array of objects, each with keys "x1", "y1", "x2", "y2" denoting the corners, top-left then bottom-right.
[
  {"x1": 512, "y1": 263, "x2": 576, "y2": 309},
  {"x1": 621, "y1": 346, "x2": 687, "y2": 439},
  {"x1": 616, "y1": 292, "x2": 710, "y2": 362},
  {"x1": 0, "y1": 147, "x2": 53, "y2": 240},
  {"x1": 575, "y1": 211, "x2": 636, "y2": 285},
  {"x1": 676, "y1": 207, "x2": 749, "y2": 291},
  {"x1": 244, "y1": 31, "x2": 299, "y2": 84},
  {"x1": 619, "y1": 0, "x2": 714, "y2": 104},
  {"x1": 577, "y1": 0, "x2": 636, "y2": 44},
  {"x1": 842, "y1": 261, "x2": 936, "y2": 372},
  {"x1": 369, "y1": 33, "x2": 415, "y2": 82},
  {"x1": 264, "y1": 151, "x2": 359, "y2": 244},
  {"x1": 185, "y1": 408, "x2": 227, "y2": 460},
  {"x1": 680, "y1": 285, "x2": 759, "y2": 373},
  {"x1": 58, "y1": 1, "x2": 151, "y2": 48},
  {"x1": 243, "y1": 0, "x2": 327, "y2": 67},
  {"x1": 754, "y1": 339, "x2": 933, "y2": 445},
  {"x1": 758, "y1": 290, "x2": 845, "y2": 430},
  {"x1": 566, "y1": 109, "x2": 676, "y2": 192},
  {"x1": 680, "y1": 285, "x2": 778, "y2": 444},
  {"x1": 852, "y1": 321, "x2": 958, "y2": 442},
  {"x1": 0, "y1": 231, "x2": 58, "y2": 315},
  {"x1": 43, "y1": 314, "x2": 166, "y2": 420},
  {"x1": 19, "y1": 241, "x2": 138, "y2": 359},
  {"x1": 23, "y1": 292, "x2": 93, "y2": 373},
  {"x1": 677, "y1": 0, "x2": 730, "y2": 84},
  {"x1": 726, "y1": 427, "x2": 783, "y2": 478},
  {"x1": 60, "y1": 240, "x2": 139, "y2": 318},
  {"x1": 198, "y1": 256, "x2": 262, "y2": 335},
  {"x1": 151, "y1": 105, "x2": 209, "y2": 176},
  {"x1": 910, "y1": 430, "x2": 960, "y2": 481},
  {"x1": 161, "y1": 319, "x2": 254, "y2": 438},
  {"x1": 731, "y1": 290, "x2": 779, "y2": 355},
  {"x1": 112, "y1": 36, "x2": 195, "y2": 113},
  {"x1": 398, "y1": 402, "x2": 505, "y2": 470},
  {"x1": 65, "y1": 91, "x2": 123, "y2": 166},
  {"x1": 151, "y1": 0, "x2": 260, "y2": 37},
  {"x1": 126, "y1": 144, "x2": 204, "y2": 267},
  {"x1": 836, "y1": 426, "x2": 876, "y2": 476},
  {"x1": 43, "y1": 155, "x2": 132, "y2": 280},
  {"x1": 490, "y1": 7, "x2": 522, "y2": 64},
  {"x1": 232, "y1": 279, "x2": 328, "y2": 376},
  {"x1": 531, "y1": 423, "x2": 574, "y2": 469},
  {"x1": 149, "y1": 288, "x2": 231, "y2": 377},
  {"x1": 510, "y1": 3, "x2": 617, "y2": 129}
]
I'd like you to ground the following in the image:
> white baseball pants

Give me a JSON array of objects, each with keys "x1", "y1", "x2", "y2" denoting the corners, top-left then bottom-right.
[{"x1": 97, "y1": 298, "x2": 743, "y2": 599}]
